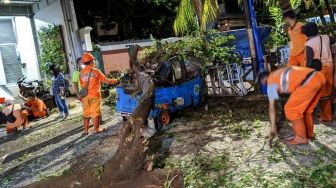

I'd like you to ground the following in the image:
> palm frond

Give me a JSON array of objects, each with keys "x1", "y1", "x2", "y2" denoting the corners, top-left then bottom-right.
[
  {"x1": 174, "y1": 0, "x2": 196, "y2": 35},
  {"x1": 302, "y1": 0, "x2": 315, "y2": 8},
  {"x1": 290, "y1": 0, "x2": 302, "y2": 9},
  {"x1": 201, "y1": 0, "x2": 218, "y2": 31},
  {"x1": 266, "y1": 0, "x2": 279, "y2": 7}
]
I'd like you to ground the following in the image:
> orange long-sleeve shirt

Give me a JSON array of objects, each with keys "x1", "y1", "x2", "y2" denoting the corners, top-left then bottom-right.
[
  {"x1": 288, "y1": 22, "x2": 307, "y2": 56},
  {"x1": 79, "y1": 65, "x2": 118, "y2": 98},
  {"x1": 24, "y1": 98, "x2": 47, "y2": 118}
]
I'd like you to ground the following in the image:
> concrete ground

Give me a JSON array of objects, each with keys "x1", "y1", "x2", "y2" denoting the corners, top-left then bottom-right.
[{"x1": 0, "y1": 99, "x2": 122, "y2": 188}]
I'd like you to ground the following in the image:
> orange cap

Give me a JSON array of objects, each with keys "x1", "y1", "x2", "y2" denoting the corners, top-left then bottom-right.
[{"x1": 82, "y1": 52, "x2": 94, "y2": 64}]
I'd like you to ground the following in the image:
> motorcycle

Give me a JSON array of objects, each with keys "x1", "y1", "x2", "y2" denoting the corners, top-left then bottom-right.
[{"x1": 16, "y1": 76, "x2": 55, "y2": 109}]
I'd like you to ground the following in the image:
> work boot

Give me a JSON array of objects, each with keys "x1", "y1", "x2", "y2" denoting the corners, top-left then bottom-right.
[
  {"x1": 93, "y1": 117, "x2": 105, "y2": 134},
  {"x1": 287, "y1": 118, "x2": 308, "y2": 145},
  {"x1": 304, "y1": 113, "x2": 315, "y2": 138},
  {"x1": 83, "y1": 118, "x2": 90, "y2": 135}
]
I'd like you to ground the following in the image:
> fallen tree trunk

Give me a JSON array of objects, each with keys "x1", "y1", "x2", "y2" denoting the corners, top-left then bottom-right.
[{"x1": 27, "y1": 45, "x2": 183, "y2": 188}]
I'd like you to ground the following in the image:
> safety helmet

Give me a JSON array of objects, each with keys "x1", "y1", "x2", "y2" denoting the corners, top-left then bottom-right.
[{"x1": 81, "y1": 53, "x2": 94, "y2": 64}]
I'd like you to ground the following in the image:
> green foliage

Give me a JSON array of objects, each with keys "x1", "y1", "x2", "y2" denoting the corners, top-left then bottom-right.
[
  {"x1": 174, "y1": 0, "x2": 218, "y2": 35},
  {"x1": 266, "y1": 7, "x2": 289, "y2": 49},
  {"x1": 37, "y1": 25, "x2": 66, "y2": 76},
  {"x1": 165, "y1": 154, "x2": 230, "y2": 188},
  {"x1": 319, "y1": 23, "x2": 336, "y2": 36},
  {"x1": 139, "y1": 31, "x2": 238, "y2": 65},
  {"x1": 206, "y1": 30, "x2": 239, "y2": 63},
  {"x1": 167, "y1": 155, "x2": 336, "y2": 188}
]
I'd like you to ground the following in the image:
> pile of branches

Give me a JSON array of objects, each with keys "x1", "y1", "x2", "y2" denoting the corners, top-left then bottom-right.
[{"x1": 138, "y1": 30, "x2": 239, "y2": 68}]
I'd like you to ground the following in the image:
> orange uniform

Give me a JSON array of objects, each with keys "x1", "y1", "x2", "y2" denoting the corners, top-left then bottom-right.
[
  {"x1": 2, "y1": 104, "x2": 29, "y2": 133},
  {"x1": 79, "y1": 65, "x2": 118, "y2": 118},
  {"x1": 25, "y1": 98, "x2": 48, "y2": 119},
  {"x1": 288, "y1": 22, "x2": 308, "y2": 67},
  {"x1": 306, "y1": 35, "x2": 334, "y2": 121},
  {"x1": 79, "y1": 52, "x2": 119, "y2": 135},
  {"x1": 267, "y1": 66, "x2": 325, "y2": 142}
]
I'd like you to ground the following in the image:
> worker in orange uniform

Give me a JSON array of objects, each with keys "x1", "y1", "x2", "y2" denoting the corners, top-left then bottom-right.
[
  {"x1": 302, "y1": 22, "x2": 336, "y2": 122},
  {"x1": 79, "y1": 52, "x2": 119, "y2": 135},
  {"x1": 284, "y1": 10, "x2": 307, "y2": 67},
  {"x1": 2, "y1": 99, "x2": 30, "y2": 134},
  {"x1": 258, "y1": 66, "x2": 325, "y2": 145},
  {"x1": 24, "y1": 92, "x2": 48, "y2": 120}
]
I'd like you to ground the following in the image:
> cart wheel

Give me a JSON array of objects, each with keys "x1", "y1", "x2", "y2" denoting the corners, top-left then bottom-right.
[{"x1": 155, "y1": 110, "x2": 171, "y2": 130}]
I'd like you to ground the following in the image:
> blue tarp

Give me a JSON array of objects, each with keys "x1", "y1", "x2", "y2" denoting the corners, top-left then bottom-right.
[{"x1": 219, "y1": 26, "x2": 272, "y2": 58}]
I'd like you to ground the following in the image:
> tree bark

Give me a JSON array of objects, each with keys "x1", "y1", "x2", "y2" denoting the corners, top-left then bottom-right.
[{"x1": 26, "y1": 46, "x2": 184, "y2": 188}]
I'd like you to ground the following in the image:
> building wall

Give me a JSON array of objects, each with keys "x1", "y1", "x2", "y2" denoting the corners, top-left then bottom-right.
[
  {"x1": 102, "y1": 49, "x2": 130, "y2": 73},
  {"x1": 34, "y1": 0, "x2": 75, "y2": 76},
  {"x1": 15, "y1": 17, "x2": 40, "y2": 81}
]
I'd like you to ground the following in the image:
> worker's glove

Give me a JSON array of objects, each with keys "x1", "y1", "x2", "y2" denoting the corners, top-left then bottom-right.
[{"x1": 111, "y1": 79, "x2": 120, "y2": 85}]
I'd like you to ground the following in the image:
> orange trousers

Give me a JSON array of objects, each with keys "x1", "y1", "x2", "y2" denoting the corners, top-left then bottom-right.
[
  {"x1": 320, "y1": 64, "x2": 334, "y2": 121},
  {"x1": 285, "y1": 72, "x2": 325, "y2": 137},
  {"x1": 6, "y1": 110, "x2": 29, "y2": 133},
  {"x1": 288, "y1": 52, "x2": 305, "y2": 67},
  {"x1": 82, "y1": 96, "x2": 102, "y2": 118}
]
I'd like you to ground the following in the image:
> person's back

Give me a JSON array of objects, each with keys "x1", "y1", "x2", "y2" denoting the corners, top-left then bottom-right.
[
  {"x1": 79, "y1": 53, "x2": 118, "y2": 135},
  {"x1": 25, "y1": 97, "x2": 47, "y2": 119},
  {"x1": 284, "y1": 10, "x2": 307, "y2": 67},
  {"x1": 80, "y1": 65, "x2": 109, "y2": 98},
  {"x1": 2, "y1": 101, "x2": 30, "y2": 133},
  {"x1": 288, "y1": 22, "x2": 307, "y2": 57},
  {"x1": 306, "y1": 35, "x2": 333, "y2": 65}
]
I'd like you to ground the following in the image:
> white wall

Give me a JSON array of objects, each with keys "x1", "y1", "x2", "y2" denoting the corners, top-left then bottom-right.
[
  {"x1": 34, "y1": 0, "x2": 75, "y2": 76},
  {"x1": 0, "y1": 52, "x2": 6, "y2": 85},
  {"x1": 34, "y1": 0, "x2": 64, "y2": 26},
  {"x1": 15, "y1": 17, "x2": 40, "y2": 82}
]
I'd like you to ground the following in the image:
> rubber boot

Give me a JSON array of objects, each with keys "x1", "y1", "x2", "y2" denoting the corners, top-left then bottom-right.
[
  {"x1": 93, "y1": 117, "x2": 105, "y2": 134},
  {"x1": 321, "y1": 100, "x2": 333, "y2": 122},
  {"x1": 304, "y1": 113, "x2": 315, "y2": 139},
  {"x1": 287, "y1": 118, "x2": 308, "y2": 145},
  {"x1": 83, "y1": 118, "x2": 90, "y2": 135}
]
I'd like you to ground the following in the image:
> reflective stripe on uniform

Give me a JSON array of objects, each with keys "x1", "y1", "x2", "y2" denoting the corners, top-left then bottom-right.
[
  {"x1": 280, "y1": 67, "x2": 292, "y2": 93},
  {"x1": 80, "y1": 72, "x2": 97, "y2": 82}
]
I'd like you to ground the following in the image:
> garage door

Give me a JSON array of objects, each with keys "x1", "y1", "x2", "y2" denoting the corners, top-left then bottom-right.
[
  {"x1": 0, "y1": 45, "x2": 22, "y2": 83},
  {"x1": 0, "y1": 19, "x2": 22, "y2": 84}
]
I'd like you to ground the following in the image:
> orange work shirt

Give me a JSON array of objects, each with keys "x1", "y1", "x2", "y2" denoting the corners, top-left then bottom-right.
[
  {"x1": 267, "y1": 66, "x2": 315, "y2": 94},
  {"x1": 79, "y1": 65, "x2": 117, "y2": 98},
  {"x1": 288, "y1": 22, "x2": 307, "y2": 56},
  {"x1": 25, "y1": 98, "x2": 47, "y2": 118}
]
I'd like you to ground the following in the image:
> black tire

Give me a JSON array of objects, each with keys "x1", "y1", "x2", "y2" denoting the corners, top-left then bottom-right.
[{"x1": 154, "y1": 110, "x2": 172, "y2": 130}]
